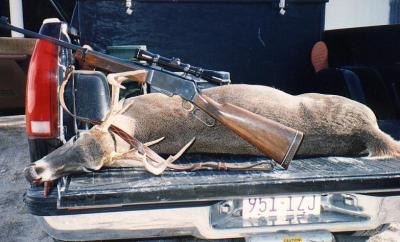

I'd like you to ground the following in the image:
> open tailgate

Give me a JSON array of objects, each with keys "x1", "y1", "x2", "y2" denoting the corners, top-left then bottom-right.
[{"x1": 24, "y1": 155, "x2": 400, "y2": 215}]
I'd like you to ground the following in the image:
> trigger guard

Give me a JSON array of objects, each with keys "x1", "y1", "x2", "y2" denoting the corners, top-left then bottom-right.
[{"x1": 182, "y1": 100, "x2": 195, "y2": 112}]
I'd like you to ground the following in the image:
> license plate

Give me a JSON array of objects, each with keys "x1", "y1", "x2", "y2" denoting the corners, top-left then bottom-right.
[{"x1": 243, "y1": 195, "x2": 321, "y2": 219}]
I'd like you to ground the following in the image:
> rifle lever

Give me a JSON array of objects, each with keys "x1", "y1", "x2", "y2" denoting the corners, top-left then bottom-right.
[
  {"x1": 182, "y1": 100, "x2": 215, "y2": 127},
  {"x1": 193, "y1": 108, "x2": 216, "y2": 127}
]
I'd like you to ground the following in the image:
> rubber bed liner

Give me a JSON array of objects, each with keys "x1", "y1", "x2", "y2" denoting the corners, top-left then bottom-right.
[{"x1": 24, "y1": 155, "x2": 400, "y2": 216}]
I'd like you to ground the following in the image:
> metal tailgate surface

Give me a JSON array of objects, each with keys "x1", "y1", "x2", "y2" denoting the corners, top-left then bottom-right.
[{"x1": 54, "y1": 155, "x2": 400, "y2": 209}]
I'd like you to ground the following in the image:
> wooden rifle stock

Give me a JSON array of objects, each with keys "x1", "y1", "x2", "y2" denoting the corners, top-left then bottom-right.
[
  {"x1": 75, "y1": 50, "x2": 148, "y2": 84},
  {"x1": 193, "y1": 94, "x2": 303, "y2": 169}
]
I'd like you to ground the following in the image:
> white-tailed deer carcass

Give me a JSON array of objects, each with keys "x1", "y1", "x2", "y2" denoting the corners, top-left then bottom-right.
[{"x1": 24, "y1": 71, "x2": 400, "y2": 195}]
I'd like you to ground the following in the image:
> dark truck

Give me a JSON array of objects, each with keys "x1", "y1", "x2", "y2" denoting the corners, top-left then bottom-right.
[{"x1": 23, "y1": 0, "x2": 400, "y2": 241}]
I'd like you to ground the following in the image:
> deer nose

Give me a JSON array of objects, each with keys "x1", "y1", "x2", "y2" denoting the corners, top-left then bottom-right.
[{"x1": 24, "y1": 164, "x2": 41, "y2": 184}]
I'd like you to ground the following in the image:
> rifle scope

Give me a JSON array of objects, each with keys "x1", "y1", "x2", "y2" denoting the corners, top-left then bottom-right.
[{"x1": 135, "y1": 49, "x2": 230, "y2": 84}]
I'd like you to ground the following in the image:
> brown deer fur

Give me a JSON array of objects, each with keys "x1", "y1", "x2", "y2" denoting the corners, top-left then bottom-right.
[
  {"x1": 124, "y1": 84, "x2": 400, "y2": 158},
  {"x1": 25, "y1": 84, "x2": 400, "y2": 184}
]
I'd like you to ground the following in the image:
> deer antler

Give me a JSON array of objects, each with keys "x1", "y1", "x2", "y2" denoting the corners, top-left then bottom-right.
[
  {"x1": 100, "y1": 70, "x2": 197, "y2": 175},
  {"x1": 100, "y1": 70, "x2": 147, "y2": 131},
  {"x1": 60, "y1": 68, "x2": 197, "y2": 177},
  {"x1": 142, "y1": 137, "x2": 196, "y2": 175}
]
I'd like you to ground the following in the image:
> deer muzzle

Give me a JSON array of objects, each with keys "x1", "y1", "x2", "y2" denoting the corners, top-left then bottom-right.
[{"x1": 24, "y1": 163, "x2": 41, "y2": 184}]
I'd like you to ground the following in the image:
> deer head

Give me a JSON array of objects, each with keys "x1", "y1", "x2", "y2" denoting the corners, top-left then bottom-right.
[{"x1": 24, "y1": 70, "x2": 194, "y2": 196}]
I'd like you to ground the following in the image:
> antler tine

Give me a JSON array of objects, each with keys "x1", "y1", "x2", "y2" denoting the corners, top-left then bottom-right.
[
  {"x1": 100, "y1": 70, "x2": 147, "y2": 130},
  {"x1": 166, "y1": 137, "x2": 196, "y2": 163},
  {"x1": 144, "y1": 137, "x2": 165, "y2": 147},
  {"x1": 142, "y1": 137, "x2": 196, "y2": 175}
]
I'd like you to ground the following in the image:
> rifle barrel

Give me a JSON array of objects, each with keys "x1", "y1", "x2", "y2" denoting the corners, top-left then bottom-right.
[
  {"x1": 0, "y1": 19, "x2": 230, "y2": 85},
  {"x1": 0, "y1": 21, "x2": 85, "y2": 52}
]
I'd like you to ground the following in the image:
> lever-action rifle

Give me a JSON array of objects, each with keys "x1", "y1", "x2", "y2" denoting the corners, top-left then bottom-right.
[{"x1": 0, "y1": 17, "x2": 303, "y2": 169}]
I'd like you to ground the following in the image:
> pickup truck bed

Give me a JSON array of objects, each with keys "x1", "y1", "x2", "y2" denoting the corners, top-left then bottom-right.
[
  {"x1": 25, "y1": 154, "x2": 400, "y2": 214},
  {"x1": 24, "y1": 154, "x2": 400, "y2": 241},
  {"x1": 24, "y1": 116, "x2": 400, "y2": 241},
  {"x1": 22, "y1": 114, "x2": 400, "y2": 241}
]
